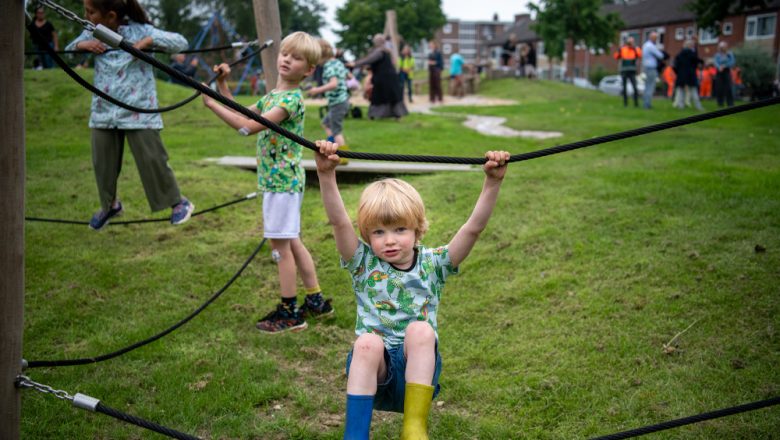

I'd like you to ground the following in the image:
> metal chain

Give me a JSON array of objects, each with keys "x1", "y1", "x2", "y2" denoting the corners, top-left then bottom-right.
[
  {"x1": 16, "y1": 375, "x2": 74, "y2": 402},
  {"x1": 37, "y1": 0, "x2": 95, "y2": 31}
]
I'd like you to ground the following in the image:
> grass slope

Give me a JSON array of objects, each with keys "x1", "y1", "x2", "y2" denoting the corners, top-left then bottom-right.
[{"x1": 21, "y1": 69, "x2": 780, "y2": 439}]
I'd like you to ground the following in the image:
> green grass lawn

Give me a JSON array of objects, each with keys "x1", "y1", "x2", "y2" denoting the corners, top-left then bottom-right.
[{"x1": 21, "y1": 69, "x2": 780, "y2": 439}]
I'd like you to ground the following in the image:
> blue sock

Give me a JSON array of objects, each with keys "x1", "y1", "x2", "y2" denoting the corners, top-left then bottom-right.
[{"x1": 344, "y1": 394, "x2": 373, "y2": 440}]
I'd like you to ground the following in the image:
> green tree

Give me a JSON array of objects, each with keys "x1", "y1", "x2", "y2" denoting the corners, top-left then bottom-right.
[
  {"x1": 687, "y1": 0, "x2": 768, "y2": 32},
  {"x1": 216, "y1": 0, "x2": 326, "y2": 39},
  {"x1": 528, "y1": 0, "x2": 622, "y2": 62},
  {"x1": 148, "y1": 0, "x2": 203, "y2": 40},
  {"x1": 335, "y1": 0, "x2": 446, "y2": 56}
]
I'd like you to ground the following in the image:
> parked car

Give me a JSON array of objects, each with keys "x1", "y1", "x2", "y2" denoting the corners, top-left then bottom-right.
[{"x1": 598, "y1": 74, "x2": 645, "y2": 96}]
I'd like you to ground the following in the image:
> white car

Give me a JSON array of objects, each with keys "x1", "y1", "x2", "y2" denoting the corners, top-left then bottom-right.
[{"x1": 598, "y1": 74, "x2": 645, "y2": 96}]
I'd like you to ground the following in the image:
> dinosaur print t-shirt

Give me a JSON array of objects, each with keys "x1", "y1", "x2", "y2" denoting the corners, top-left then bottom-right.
[
  {"x1": 256, "y1": 88, "x2": 306, "y2": 193},
  {"x1": 341, "y1": 241, "x2": 459, "y2": 348}
]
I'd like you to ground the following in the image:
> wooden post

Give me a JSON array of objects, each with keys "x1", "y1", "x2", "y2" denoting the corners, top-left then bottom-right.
[
  {"x1": 252, "y1": 0, "x2": 282, "y2": 91},
  {"x1": 0, "y1": 1, "x2": 26, "y2": 439},
  {"x1": 383, "y1": 10, "x2": 400, "y2": 67}
]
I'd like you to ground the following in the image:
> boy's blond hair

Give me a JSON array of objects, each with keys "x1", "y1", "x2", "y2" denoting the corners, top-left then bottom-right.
[
  {"x1": 317, "y1": 39, "x2": 334, "y2": 62},
  {"x1": 280, "y1": 31, "x2": 321, "y2": 67},
  {"x1": 357, "y1": 178, "x2": 429, "y2": 243}
]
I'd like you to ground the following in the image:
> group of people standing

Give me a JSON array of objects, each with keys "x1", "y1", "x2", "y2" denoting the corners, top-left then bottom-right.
[
  {"x1": 500, "y1": 33, "x2": 538, "y2": 78},
  {"x1": 615, "y1": 33, "x2": 738, "y2": 110},
  {"x1": 347, "y1": 37, "x2": 474, "y2": 111}
]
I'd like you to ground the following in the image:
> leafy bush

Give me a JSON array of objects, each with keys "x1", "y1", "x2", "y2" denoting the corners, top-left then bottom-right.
[{"x1": 733, "y1": 44, "x2": 776, "y2": 100}]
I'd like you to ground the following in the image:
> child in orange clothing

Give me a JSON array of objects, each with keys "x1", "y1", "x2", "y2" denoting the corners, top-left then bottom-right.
[
  {"x1": 662, "y1": 65, "x2": 676, "y2": 98},
  {"x1": 700, "y1": 63, "x2": 715, "y2": 98}
]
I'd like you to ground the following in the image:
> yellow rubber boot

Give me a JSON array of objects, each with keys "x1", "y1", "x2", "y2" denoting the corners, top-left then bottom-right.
[
  {"x1": 338, "y1": 144, "x2": 350, "y2": 165},
  {"x1": 400, "y1": 383, "x2": 434, "y2": 440}
]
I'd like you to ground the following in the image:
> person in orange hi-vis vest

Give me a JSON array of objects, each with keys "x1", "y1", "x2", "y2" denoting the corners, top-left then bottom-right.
[{"x1": 613, "y1": 36, "x2": 642, "y2": 107}]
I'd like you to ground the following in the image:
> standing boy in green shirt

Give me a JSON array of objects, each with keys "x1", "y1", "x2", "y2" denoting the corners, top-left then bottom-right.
[{"x1": 203, "y1": 32, "x2": 333, "y2": 332}]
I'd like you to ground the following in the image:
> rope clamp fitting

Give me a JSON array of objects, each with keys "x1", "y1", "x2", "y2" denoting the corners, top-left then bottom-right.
[
  {"x1": 73, "y1": 393, "x2": 101, "y2": 412},
  {"x1": 94, "y1": 24, "x2": 124, "y2": 48}
]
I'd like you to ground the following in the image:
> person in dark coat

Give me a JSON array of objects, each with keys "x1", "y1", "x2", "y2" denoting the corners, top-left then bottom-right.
[
  {"x1": 349, "y1": 34, "x2": 408, "y2": 119},
  {"x1": 31, "y1": 6, "x2": 59, "y2": 69},
  {"x1": 672, "y1": 39, "x2": 703, "y2": 110}
]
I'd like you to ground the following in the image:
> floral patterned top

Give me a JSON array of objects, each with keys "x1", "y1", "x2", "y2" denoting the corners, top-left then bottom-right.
[
  {"x1": 341, "y1": 241, "x2": 459, "y2": 348},
  {"x1": 322, "y1": 59, "x2": 349, "y2": 106},
  {"x1": 257, "y1": 88, "x2": 306, "y2": 192},
  {"x1": 66, "y1": 22, "x2": 188, "y2": 129},
  {"x1": 256, "y1": 88, "x2": 306, "y2": 193}
]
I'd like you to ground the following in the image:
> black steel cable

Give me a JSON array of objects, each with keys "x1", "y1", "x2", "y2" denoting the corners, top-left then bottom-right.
[
  {"x1": 25, "y1": 238, "x2": 266, "y2": 368},
  {"x1": 112, "y1": 33, "x2": 780, "y2": 165},
  {"x1": 25, "y1": 193, "x2": 257, "y2": 226},
  {"x1": 589, "y1": 396, "x2": 780, "y2": 440},
  {"x1": 95, "y1": 402, "x2": 201, "y2": 440},
  {"x1": 27, "y1": 22, "x2": 271, "y2": 114}
]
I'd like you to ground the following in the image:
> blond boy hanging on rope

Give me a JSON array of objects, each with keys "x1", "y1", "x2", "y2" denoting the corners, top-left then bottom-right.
[
  {"x1": 314, "y1": 139, "x2": 510, "y2": 439},
  {"x1": 203, "y1": 32, "x2": 333, "y2": 333}
]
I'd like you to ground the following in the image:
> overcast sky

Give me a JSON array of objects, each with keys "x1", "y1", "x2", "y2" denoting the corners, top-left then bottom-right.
[{"x1": 317, "y1": 0, "x2": 530, "y2": 43}]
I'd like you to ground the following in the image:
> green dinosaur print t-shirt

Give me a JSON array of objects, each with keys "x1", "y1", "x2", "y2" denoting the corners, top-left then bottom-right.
[
  {"x1": 341, "y1": 241, "x2": 459, "y2": 348},
  {"x1": 256, "y1": 88, "x2": 306, "y2": 193}
]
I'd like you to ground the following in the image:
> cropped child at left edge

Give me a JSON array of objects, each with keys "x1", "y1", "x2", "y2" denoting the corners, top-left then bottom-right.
[
  {"x1": 66, "y1": 0, "x2": 194, "y2": 230},
  {"x1": 202, "y1": 32, "x2": 334, "y2": 333}
]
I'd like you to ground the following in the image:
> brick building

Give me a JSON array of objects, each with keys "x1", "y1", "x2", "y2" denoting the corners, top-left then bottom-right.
[
  {"x1": 433, "y1": 16, "x2": 511, "y2": 67},
  {"x1": 567, "y1": 0, "x2": 780, "y2": 80}
]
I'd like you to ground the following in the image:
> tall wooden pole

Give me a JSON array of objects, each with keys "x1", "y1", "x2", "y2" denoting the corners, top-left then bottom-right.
[
  {"x1": 0, "y1": 1, "x2": 26, "y2": 439},
  {"x1": 383, "y1": 10, "x2": 400, "y2": 67},
  {"x1": 252, "y1": 0, "x2": 282, "y2": 91}
]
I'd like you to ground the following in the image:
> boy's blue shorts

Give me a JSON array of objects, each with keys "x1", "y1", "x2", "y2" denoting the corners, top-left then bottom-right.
[{"x1": 345, "y1": 340, "x2": 442, "y2": 413}]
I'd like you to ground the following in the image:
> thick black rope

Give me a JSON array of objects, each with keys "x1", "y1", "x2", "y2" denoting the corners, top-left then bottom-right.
[
  {"x1": 590, "y1": 396, "x2": 780, "y2": 440},
  {"x1": 95, "y1": 402, "x2": 200, "y2": 440},
  {"x1": 25, "y1": 192, "x2": 257, "y2": 226},
  {"x1": 25, "y1": 238, "x2": 266, "y2": 368},
  {"x1": 115, "y1": 36, "x2": 780, "y2": 164},
  {"x1": 28, "y1": 22, "x2": 270, "y2": 114}
]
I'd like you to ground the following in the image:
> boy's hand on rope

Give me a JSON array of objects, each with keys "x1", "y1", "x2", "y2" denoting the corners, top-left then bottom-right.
[
  {"x1": 314, "y1": 140, "x2": 341, "y2": 173},
  {"x1": 201, "y1": 85, "x2": 215, "y2": 108},
  {"x1": 483, "y1": 150, "x2": 510, "y2": 181},
  {"x1": 78, "y1": 40, "x2": 108, "y2": 54},
  {"x1": 212, "y1": 63, "x2": 231, "y2": 81}
]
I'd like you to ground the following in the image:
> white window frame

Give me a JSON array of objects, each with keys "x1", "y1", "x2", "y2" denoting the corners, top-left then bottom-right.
[
  {"x1": 722, "y1": 21, "x2": 733, "y2": 36},
  {"x1": 685, "y1": 26, "x2": 695, "y2": 38},
  {"x1": 643, "y1": 27, "x2": 666, "y2": 45},
  {"x1": 675, "y1": 27, "x2": 684, "y2": 40},
  {"x1": 745, "y1": 13, "x2": 777, "y2": 40},
  {"x1": 443, "y1": 24, "x2": 452, "y2": 35},
  {"x1": 442, "y1": 43, "x2": 452, "y2": 55},
  {"x1": 698, "y1": 27, "x2": 719, "y2": 44}
]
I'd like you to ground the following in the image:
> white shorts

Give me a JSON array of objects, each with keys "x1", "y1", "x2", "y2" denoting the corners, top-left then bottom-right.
[{"x1": 262, "y1": 192, "x2": 303, "y2": 239}]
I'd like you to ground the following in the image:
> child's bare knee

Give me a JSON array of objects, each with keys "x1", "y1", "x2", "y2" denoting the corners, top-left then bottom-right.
[
  {"x1": 353, "y1": 333, "x2": 384, "y2": 360},
  {"x1": 405, "y1": 321, "x2": 435, "y2": 345}
]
